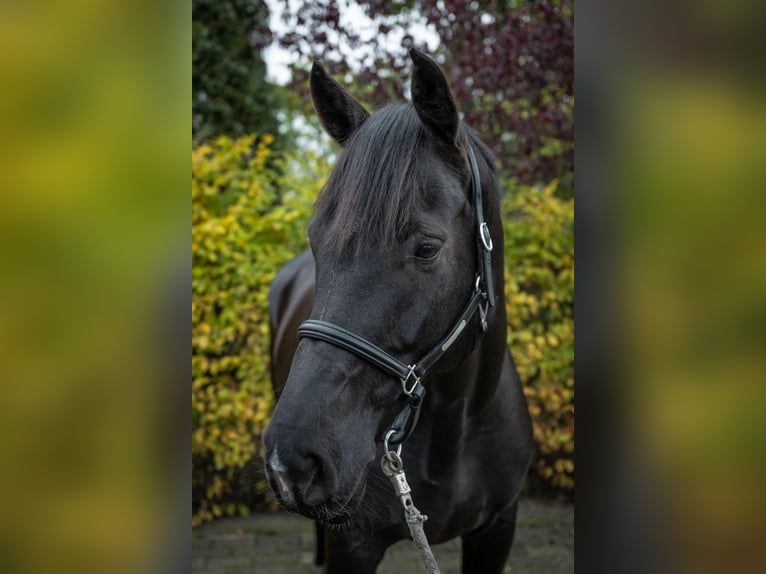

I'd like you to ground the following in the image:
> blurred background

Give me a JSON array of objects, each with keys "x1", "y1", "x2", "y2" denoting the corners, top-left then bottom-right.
[
  {"x1": 577, "y1": 1, "x2": 766, "y2": 572},
  {"x1": 0, "y1": 2, "x2": 189, "y2": 574},
  {"x1": 1, "y1": 0, "x2": 763, "y2": 572}
]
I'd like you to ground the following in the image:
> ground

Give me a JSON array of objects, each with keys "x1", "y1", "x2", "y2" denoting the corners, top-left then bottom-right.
[{"x1": 192, "y1": 496, "x2": 573, "y2": 573}]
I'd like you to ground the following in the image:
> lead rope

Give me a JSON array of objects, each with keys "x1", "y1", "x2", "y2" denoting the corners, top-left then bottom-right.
[{"x1": 381, "y1": 433, "x2": 441, "y2": 574}]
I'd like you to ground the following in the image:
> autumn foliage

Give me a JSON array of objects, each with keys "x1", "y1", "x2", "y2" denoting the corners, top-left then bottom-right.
[
  {"x1": 274, "y1": 0, "x2": 573, "y2": 188},
  {"x1": 503, "y1": 180, "x2": 574, "y2": 491},
  {"x1": 191, "y1": 135, "x2": 325, "y2": 525}
]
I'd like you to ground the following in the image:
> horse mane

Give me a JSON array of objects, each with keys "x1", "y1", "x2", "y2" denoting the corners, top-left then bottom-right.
[{"x1": 312, "y1": 101, "x2": 497, "y2": 256}]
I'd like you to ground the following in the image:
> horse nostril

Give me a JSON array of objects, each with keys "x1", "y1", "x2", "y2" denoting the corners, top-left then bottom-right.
[
  {"x1": 301, "y1": 452, "x2": 335, "y2": 506},
  {"x1": 267, "y1": 445, "x2": 336, "y2": 508}
]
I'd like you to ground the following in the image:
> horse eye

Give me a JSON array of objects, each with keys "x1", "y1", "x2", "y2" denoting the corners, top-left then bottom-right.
[{"x1": 415, "y1": 243, "x2": 440, "y2": 260}]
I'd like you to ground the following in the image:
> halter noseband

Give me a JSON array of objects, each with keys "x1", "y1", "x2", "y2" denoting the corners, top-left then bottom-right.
[{"x1": 297, "y1": 144, "x2": 494, "y2": 449}]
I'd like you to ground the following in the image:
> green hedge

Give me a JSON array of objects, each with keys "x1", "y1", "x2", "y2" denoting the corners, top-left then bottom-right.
[
  {"x1": 192, "y1": 135, "x2": 574, "y2": 526},
  {"x1": 502, "y1": 180, "x2": 574, "y2": 492},
  {"x1": 191, "y1": 134, "x2": 325, "y2": 525}
]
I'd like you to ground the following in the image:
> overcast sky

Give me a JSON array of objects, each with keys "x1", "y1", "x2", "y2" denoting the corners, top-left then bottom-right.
[{"x1": 263, "y1": 0, "x2": 439, "y2": 86}]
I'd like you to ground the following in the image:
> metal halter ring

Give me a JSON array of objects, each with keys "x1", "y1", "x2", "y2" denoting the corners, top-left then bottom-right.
[
  {"x1": 479, "y1": 222, "x2": 493, "y2": 251},
  {"x1": 384, "y1": 428, "x2": 403, "y2": 459},
  {"x1": 401, "y1": 365, "x2": 421, "y2": 396}
]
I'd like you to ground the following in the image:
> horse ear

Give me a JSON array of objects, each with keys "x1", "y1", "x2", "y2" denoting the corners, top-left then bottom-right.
[
  {"x1": 310, "y1": 61, "x2": 370, "y2": 146},
  {"x1": 410, "y1": 48, "x2": 460, "y2": 144}
]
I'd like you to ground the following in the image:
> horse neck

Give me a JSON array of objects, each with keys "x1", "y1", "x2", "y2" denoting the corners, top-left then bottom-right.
[{"x1": 417, "y1": 307, "x2": 507, "y2": 476}]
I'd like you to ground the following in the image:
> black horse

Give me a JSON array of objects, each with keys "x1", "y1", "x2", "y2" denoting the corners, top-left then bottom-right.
[{"x1": 264, "y1": 49, "x2": 533, "y2": 574}]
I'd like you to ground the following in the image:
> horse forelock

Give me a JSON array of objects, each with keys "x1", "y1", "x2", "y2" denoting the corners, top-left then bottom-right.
[{"x1": 313, "y1": 102, "x2": 459, "y2": 256}]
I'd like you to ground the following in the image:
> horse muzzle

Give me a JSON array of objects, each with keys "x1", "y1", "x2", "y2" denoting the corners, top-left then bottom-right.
[{"x1": 263, "y1": 436, "x2": 363, "y2": 524}]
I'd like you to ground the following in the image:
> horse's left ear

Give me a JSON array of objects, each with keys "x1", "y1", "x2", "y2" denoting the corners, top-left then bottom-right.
[
  {"x1": 310, "y1": 61, "x2": 370, "y2": 146},
  {"x1": 410, "y1": 48, "x2": 460, "y2": 144}
]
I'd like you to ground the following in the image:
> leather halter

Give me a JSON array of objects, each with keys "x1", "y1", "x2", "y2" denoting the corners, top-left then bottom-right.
[{"x1": 297, "y1": 144, "x2": 494, "y2": 448}]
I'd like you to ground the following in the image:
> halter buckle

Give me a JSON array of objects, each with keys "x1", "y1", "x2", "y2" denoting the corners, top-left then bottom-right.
[
  {"x1": 401, "y1": 365, "x2": 421, "y2": 396},
  {"x1": 479, "y1": 297, "x2": 489, "y2": 332}
]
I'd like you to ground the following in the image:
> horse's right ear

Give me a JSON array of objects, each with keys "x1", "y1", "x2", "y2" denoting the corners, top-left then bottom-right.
[
  {"x1": 310, "y1": 62, "x2": 369, "y2": 146},
  {"x1": 410, "y1": 48, "x2": 460, "y2": 144}
]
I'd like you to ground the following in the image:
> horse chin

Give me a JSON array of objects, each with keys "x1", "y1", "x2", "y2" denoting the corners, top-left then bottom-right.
[
  {"x1": 314, "y1": 507, "x2": 354, "y2": 527},
  {"x1": 297, "y1": 483, "x2": 366, "y2": 527},
  {"x1": 277, "y1": 471, "x2": 368, "y2": 527}
]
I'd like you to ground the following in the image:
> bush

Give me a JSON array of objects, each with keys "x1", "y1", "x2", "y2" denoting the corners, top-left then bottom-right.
[
  {"x1": 502, "y1": 180, "x2": 574, "y2": 492},
  {"x1": 191, "y1": 134, "x2": 325, "y2": 526},
  {"x1": 191, "y1": 135, "x2": 574, "y2": 526}
]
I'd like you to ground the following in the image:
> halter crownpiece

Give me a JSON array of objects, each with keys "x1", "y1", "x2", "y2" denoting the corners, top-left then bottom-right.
[
  {"x1": 467, "y1": 143, "x2": 495, "y2": 311},
  {"x1": 296, "y1": 141, "x2": 494, "y2": 449}
]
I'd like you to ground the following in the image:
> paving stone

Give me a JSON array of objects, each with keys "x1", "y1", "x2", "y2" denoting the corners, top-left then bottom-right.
[{"x1": 192, "y1": 497, "x2": 573, "y2": 573}]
